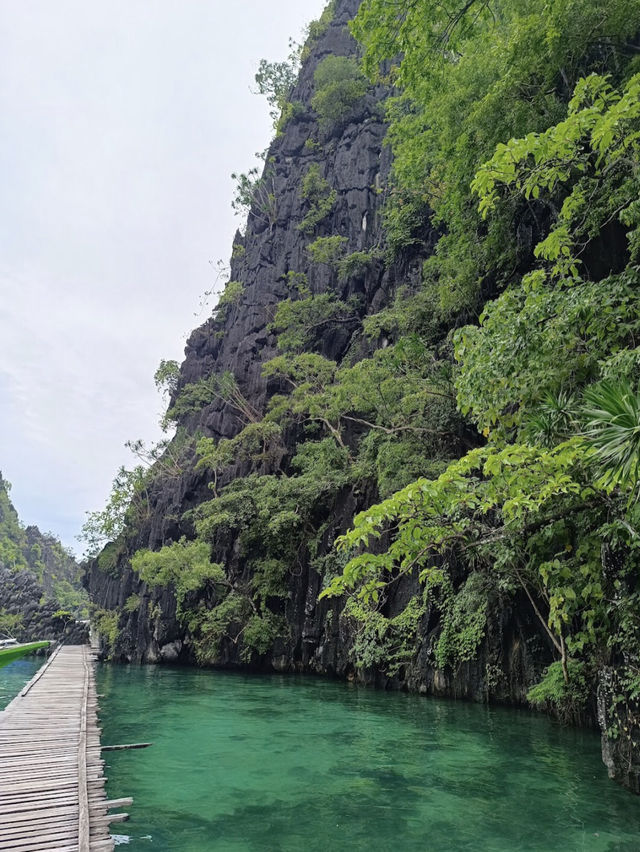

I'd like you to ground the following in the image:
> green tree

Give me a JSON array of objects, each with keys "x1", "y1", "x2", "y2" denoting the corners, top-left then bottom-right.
[
  {"x1": 79, "y1": 465, "x2": 150, "y2": 558},
  {"x1": 154, "y1": 359, "x2": 180, "y2": 400},
  {"x1": 254, "y1": 40, "x2": 301, "y2": 129}
]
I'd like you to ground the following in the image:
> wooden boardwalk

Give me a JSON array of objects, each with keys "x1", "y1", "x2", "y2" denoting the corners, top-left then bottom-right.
[{"x1": 0, "y1": 645, "x2": 126, "y2": 851}]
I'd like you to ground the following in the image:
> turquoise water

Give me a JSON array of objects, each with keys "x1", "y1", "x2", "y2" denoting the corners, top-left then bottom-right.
[
  {"x1": 0, "y1": 656, "x2": 41, "y2": 709},
  {"x1": 97, "y1": 665, "x2": 640, "y2": 851}
]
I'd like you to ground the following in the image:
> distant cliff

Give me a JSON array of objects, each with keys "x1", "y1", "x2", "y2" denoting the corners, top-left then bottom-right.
[{"x1": 0, "y1": 473, "x2": 87, "y2": 641}]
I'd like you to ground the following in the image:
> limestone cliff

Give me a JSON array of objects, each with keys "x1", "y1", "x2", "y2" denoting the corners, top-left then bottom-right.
[
  {"x1": 84, "y1": 0, "x2": 637, "y2": 793},
  {"x1": 86, "y1": 0, "x2": 548, "y2": 697}
]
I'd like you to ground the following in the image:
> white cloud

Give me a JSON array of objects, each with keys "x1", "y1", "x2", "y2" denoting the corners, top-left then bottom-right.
[{"x1": 0, "y1": 0, "x2": 327, "y2": 551}]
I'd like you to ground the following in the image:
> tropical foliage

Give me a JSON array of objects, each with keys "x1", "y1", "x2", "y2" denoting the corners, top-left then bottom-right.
[
  {"x1": 91, "y1": 0, "x2": 640, "y2": 736},
  {"x1": 315, "y1": 0, "x2": 640, "y2": 718}
]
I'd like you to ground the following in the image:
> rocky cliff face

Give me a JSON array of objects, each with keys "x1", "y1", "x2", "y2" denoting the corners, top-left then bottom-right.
[
  {"x1": 86, "y1": 0, "x2": 550, "y2": 697},
  {"x1": 0, "y1": 565, "x2": 87, "y2": 644},
  {"x1": 88, "y1": 0, "x2": 386, "y2": 654},
  {"x1": 85, "y1": 0, "x2": 632, "y2": 791}
]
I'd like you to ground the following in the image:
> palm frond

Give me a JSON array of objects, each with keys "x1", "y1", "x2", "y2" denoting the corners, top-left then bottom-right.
[
  {"x1": 583, "y1": 380, "x2": 640, "y2": 490},
  {"x1": 524, "y1": 388, "x2": 579, "y2": 447}
]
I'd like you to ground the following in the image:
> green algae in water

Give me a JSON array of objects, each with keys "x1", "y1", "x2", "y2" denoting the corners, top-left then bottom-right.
[
  {"x1": 97, "y1": 665, "x2": 640, "y2": 851},
  {"x1": 0, "y1": 657, "x2": 42, "y2": 709}
]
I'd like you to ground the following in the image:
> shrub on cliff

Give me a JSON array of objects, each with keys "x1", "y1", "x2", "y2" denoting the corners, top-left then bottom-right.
[
  {"x1": 298, "y1": 164, "x2": 336, "y2": 234},
  {"x1": 311, "y1": 56, "x2": 367, "y2": 128}
]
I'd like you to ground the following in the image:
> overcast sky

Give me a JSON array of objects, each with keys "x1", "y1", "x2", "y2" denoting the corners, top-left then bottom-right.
[{"x1": 0, "y1": 0, "x2": 327, "y2": 553}]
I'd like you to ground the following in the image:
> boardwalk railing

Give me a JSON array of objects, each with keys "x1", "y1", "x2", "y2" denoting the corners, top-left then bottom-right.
[{"x1": 0, "y1": 644, "x2": 129, "y2": 851}]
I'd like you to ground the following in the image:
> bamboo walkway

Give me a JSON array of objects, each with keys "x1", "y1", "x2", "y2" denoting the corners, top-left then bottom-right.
[{"x1": 0, "y1": 644, "x2": 127, "y2": 851}]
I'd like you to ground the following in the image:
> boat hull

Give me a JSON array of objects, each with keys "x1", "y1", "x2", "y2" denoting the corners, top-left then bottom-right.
[{"x1": 0, "y1": 641, "x2": 50, "y2": 668}]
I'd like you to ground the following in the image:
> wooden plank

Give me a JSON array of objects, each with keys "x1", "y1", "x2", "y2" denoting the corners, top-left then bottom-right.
[
  {"x1": 101, "y1": 812, "x2": 129, "y2": 824},
  {"x1": 0, "y1": 827, "x2": 81, "y2": 850},
  {"x1": 101, "y1": 741, "x2": 152, "y2": 751},
  {"x1": 0, "y1": 804, "x2": 80, "y2": 825},
  {"x1": 105, "y1": 797, "x2": 133, "y2": 809},
  {"x1": 0, "y1": 845, "x2": 81, "y2": 852},
  {"x1": 17, "y1": 643, "x2": 62, "y2": 698}
]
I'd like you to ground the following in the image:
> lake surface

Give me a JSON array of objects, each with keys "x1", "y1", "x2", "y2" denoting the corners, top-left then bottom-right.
[
  {"x1": 0, "y1": 656, "x2": 41, "y2": 709},
  {"x1": 95, "y1": 665, "x2": 640, "y2": 851}
]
